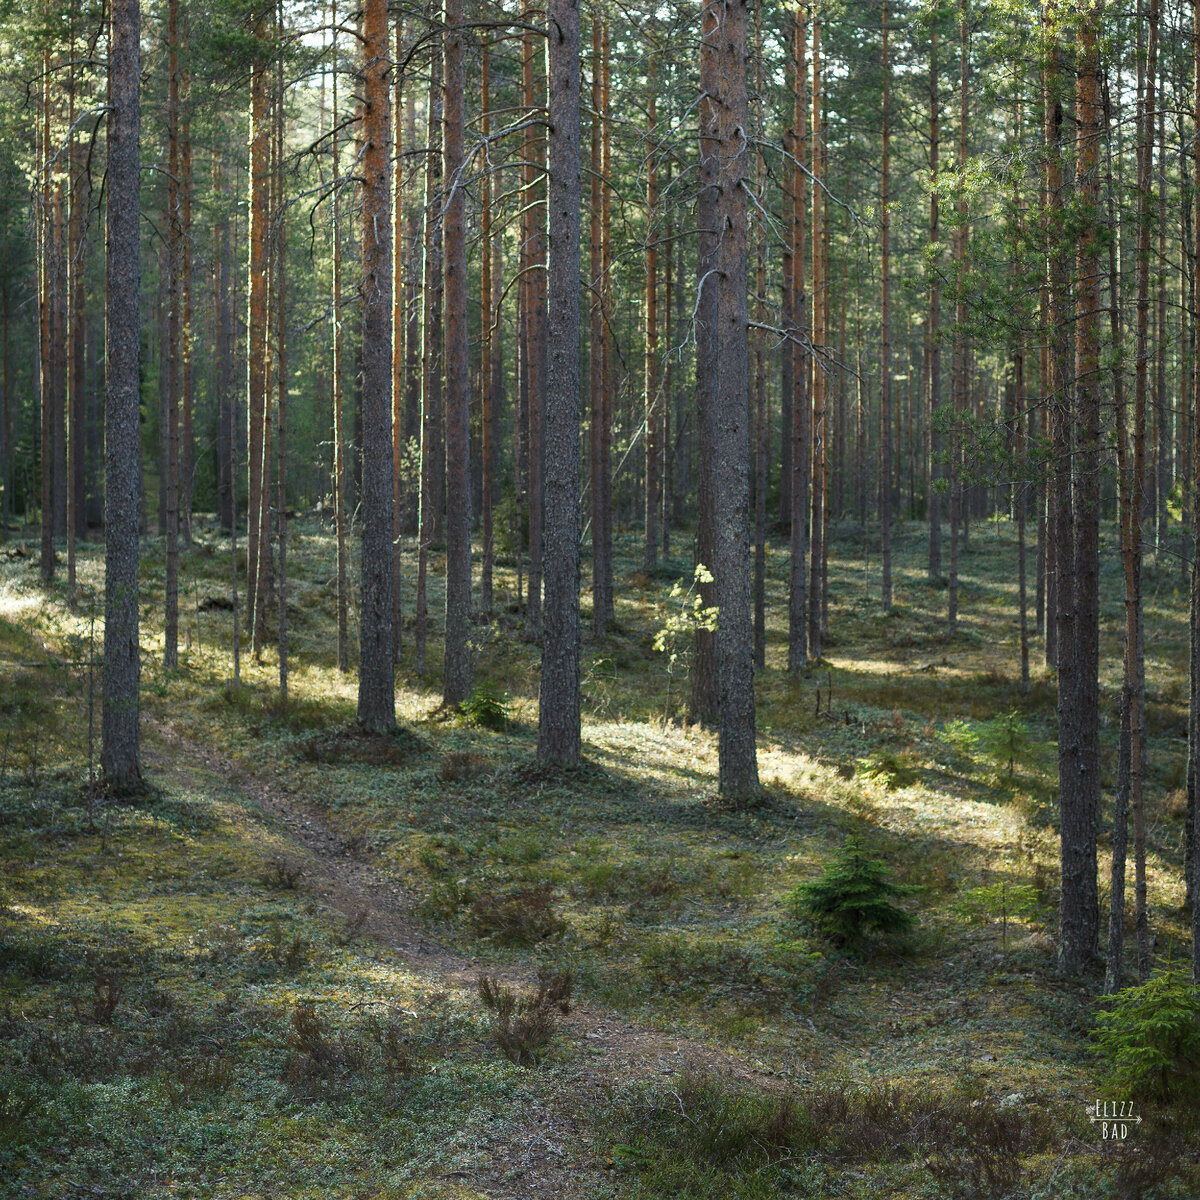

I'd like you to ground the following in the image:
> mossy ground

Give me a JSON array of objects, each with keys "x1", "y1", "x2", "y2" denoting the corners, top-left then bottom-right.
[{"x1": 1, "y1": 515, "x2": 1197, "y2": 1198}]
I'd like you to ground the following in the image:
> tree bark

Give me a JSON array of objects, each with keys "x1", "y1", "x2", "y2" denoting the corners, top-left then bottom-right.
[
  {"x1": 480, "y1": 36, "x2": 494, "y2": 619},
  {"x1": 442, "y1": 0, "x2": 472, "y2": 708},
  {"x1": 788, "y1": 5, "x2": 809, "y2": 676},
  {"x1": 356, "y1": 0, "x2": 396, "y2": 732},
  {"x1": 643, "y1": 85, "x2": 659, "y2": 575},
  {"x1": 102, "y1": 0, "x2": 142, "y2": 792},
  {"x1": 928, "y1": 22, "x2": 942, "y2": 583},
  {"x1": 713, "y1": 0, "x2": 759, "y2": 801},
  {"x1": 416, "y1": 47, "x2": 444, "y2": 677},
  {"x1": 164, "y1": 0, "x2": 181, "y2": 668},
  {"x1": 332, "y1": 0, "x2": 350, "y2": 673},
  {"x1": 880, "y1": 0, "x2": 893, "y2": 609},
  {"x1": 589, "y1": 9, "x2": 608, "y2": 638},
  {"x1": 690, "y1": 0, "x2": 719, "y2": 725},
  {"x1": 247, "y1": 40, "x2": 270, "y2": 656},
  {"x1": 808, "y1": 15, "x2": 825, "y2": 659},
  {"x1": 539, "y1": 0, "x2": 582, "y2": 766},
  {"x1": 1057, "y1": 3, "x2": 1103, "y2": 976}
]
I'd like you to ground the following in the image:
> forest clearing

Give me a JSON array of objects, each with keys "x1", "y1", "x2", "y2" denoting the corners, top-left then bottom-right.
[{"x1": 1, "y1": 521, "x2": 1198, "y2": 1197}]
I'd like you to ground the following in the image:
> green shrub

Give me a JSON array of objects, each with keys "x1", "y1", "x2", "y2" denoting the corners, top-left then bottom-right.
[
  {"x1": 787, "y1": 837, "x2": 914, "y2": 947},
  {"x1": 459, "y1": 682, "x2": 510, "y2": 730},
  {"x1": 1093, "y1": 971, "x2": 1200, "y2": 1101}
]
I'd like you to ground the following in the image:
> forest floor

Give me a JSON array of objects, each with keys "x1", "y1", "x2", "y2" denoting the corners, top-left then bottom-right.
[{"x1": 1, "y1": 514, "x2": 1199, "y2": 1198}]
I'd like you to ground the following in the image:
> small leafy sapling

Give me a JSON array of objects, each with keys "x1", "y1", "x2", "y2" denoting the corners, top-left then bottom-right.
[{"x1": 653, "y1": 564, "x2": 718, "y2": 720}]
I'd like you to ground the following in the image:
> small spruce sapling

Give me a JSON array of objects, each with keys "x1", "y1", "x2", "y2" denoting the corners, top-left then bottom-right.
[
  {"x1": 788, "y1": 836, "x2": 914, "y2": 947},
  {"x1": 1093, "y1": 970, "x2": 1200, "y2": 1101}
]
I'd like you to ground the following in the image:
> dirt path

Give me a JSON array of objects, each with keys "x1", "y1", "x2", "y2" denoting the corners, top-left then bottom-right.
[{"x1": 147, "y1": 719, "x2": 781, "y2": 1199}]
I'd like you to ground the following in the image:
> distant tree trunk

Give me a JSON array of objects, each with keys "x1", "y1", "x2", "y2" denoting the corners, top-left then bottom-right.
[
  {"x1": 1, "y1": 275, "x2": 10, "y2": 541},
  {"x1": 753, "y1": 154, "x2": 766, "y2": 671},
  {"x1": 275, "y1": 16, "x2": 288, "y2": 699},
  {"x1": 751, "y1": 2, "x2": 765, "y2": 669},
  {"x1": 539, "y1": 0, "x2": 582, "y2": 766},
  {"x1": 522, "y1": 9, "x2": 545, "y2": 639},
  {"x1": 589, "y1": 10, "x2": 608, "y2": 638},
  {"x1": 51, "y1": 181, "x2": 66, "y2": 545},
  {"x1": 480, "y1": 37, "x2": 494, "y2": 618},
  {"x1": 808, "y1": 15, "x2": 825, "y2": 660},
  {"x1": 357, "y1": 0, "x2": 396, "y2": 732},
  {"x1": 247, "y1": 40, "x2": 270, "y2": 657},
  {"x1": 180, "y1": 16, "x2": 194, "y2": 546},
  {"x1": 1015, "y1": 334, "x2": 1029, "y2": 692},
  {"x1": 442, "y1": 0, "x2": 472, "y2": 708},
  {"x1": 1128, "y1": 0, "x2": 1157, "y2": 982},
  {"x1": 663, "y1": 173, "x2": 674, "y2": 560},
  {"x1": 713, "y1": 0, "x2": 759, "y2": 801},
  {"x1": 928, "y1": 23, "x2": 942, "y2": 584},
  {"x1": 690, "y1": 0, "x2": 719, "y2": 724},
  {"x1": 1190, "y1": 0, "x2": 1200, "y2": 983},
  {"x1": 643, "y1": 85, "x2": 659, "y2": 575},
  {"x1": 164, "y1": 0, "x2": 181, "y2": 668},
  {"x1": 1154, "y1": 103, "x2": 1168, "y2": 556},
  {"x1": 779, "y1": 102, "x2": 794, "y2": 538},
  {"x1": 332, "y1": 0, "x2": 349, "y2": 673},
  {"x1": 67, "y1": 38, "x2": 87, "y2": 601},
  {"x1": 599, "y1": 20, "x2": 614, "y2": 630},
  {"x1": 787, "y1": 4, "x2": 809, "y2": 676},
  {"x1": 880, "y1": 0, "x2": 892, "y2": 609},
  {"x1": 39, "y1": 50, "x2": 53, "y2": 584},
  {"x1": 391, "y1": 13, "x2": 405, "y2": 657},
  {"x1": 416, "y1": 50, "x2": 444, "y2": 677},
  {"x1": 213, "y1": 156, "x2": 230, "y2": 536},
  {"x1": 1042, "y1": 13, "x2": 1068, "y2": 673},
  {"x1": 102, "y1": 0, "x2": 143, "y2": 792},
  {"x1": 948, "y1": 0, "x2": 967, "y2": 634},
  {"x1": 403, "y1": 83, "x2": 421, "y2": 537}
]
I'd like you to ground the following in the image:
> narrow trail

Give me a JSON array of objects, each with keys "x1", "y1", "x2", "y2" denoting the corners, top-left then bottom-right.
[{"x1": 146, "y1": 718, "x2": 784, "y2": 1199}]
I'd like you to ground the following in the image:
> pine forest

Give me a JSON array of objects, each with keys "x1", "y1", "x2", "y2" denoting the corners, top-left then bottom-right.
[{"x1": 2, "y1": 0, "x2": 1200, "y2": 1194}]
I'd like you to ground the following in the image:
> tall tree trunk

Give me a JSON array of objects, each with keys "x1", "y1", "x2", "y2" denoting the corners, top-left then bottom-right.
[
  {"x1": 416, "y1": 48, "x2": 444, "y2": 677},
  {"x1": 332, "y1": 1, "x2": 349, "y2": 672},
  {"x1": 788, "y1": 4, "x2": 809, "y2": 676},
  {"x1": 880, "y1": 0, "x2": 893, "y2": 609},
  {"x1": 539, "y1": 0, "x2": 582, "y2": 766},
  {"x1": 1, "y1": 276, "x2": 9, "y2": 542},
  {"x1": 599, "y1": 20, "x2": 614, "y2": 629},
  {"x1": 1191, "y1": 0, "x2": 1200, "y2": 983},
  {"x1": 522, "y1": 10, "x2": 545, "y2": 638},
  {"x1": 948, "y1": 0, "x2": 967, "y2": 634},
  {"x1": 39, "y1": 48, "x2": 53, "y2": 584},
  {"x1": 808, "y1": 15, "x2": 825, "y2": 659},
  {"x1": 480, "y1": 36, "x2": 494, "y2": 618},
  {"x1": 67, "y1": 28, "x2": 87, "y2": 601},
  {"x1": 643, "y1": 86, "x2": 659, "y2": 575},
  {"x1": 442, "y1": 0, "x2": 472, "y2": 708},
  {"x1": 357, "y1": 0, "x2": 396, "y2": 731},
  {"x1": 180, "y1": 15, "x2": 193, "y2": 546},
  {"x1": 275, "y1": 12, "x2": 288, "y2": 698},
  {"x1": 391, "y1": 13, "x2": 405, "y2": 657},
  {"x1": 247, "y1": 41, "x2": 270, "y2": 656},
  {"x1": 589, "y1": 8, "x2": 608, "y2": 637},
  {"x1": 102, "y1": 0, "x2": 142, "y2": 792},
  {"x1": 1128, "y1": 0, "x2": 1157, "y2": 981},
  {"x1": 690, "y1": 0, "x2": 719, "y2": 724},
  {"x1": 927, "y1": 22, "x2": 942, "y2": 583},
  {"x1": 164, "y1": 0, "x2": 181, "y2": 668},
  {"x1": 1057, "y1": 4, "x2": 1103, "y2": 976},
  {"x1": 713, "y1": 0, "x2": 759, "y2": 801}
]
